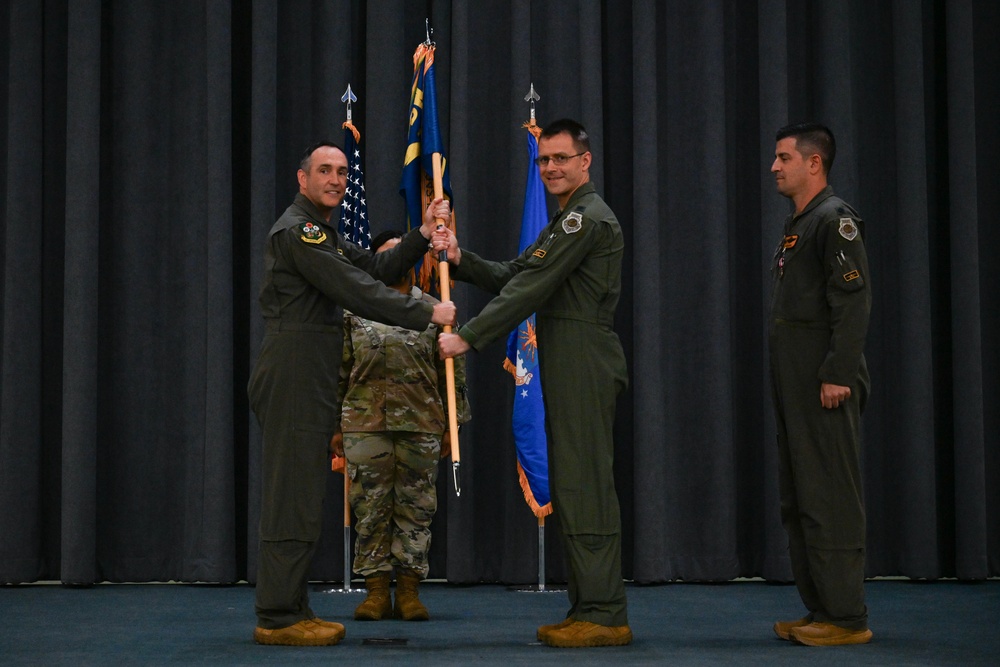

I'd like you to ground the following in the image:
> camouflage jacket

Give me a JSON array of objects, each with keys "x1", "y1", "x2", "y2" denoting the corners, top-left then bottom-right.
[{"x1": 339, "y1": 287, "x2": 471, "y2": 433}]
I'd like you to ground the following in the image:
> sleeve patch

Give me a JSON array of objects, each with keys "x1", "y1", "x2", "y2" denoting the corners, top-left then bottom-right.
[
  {"x1": 838, "y1": 218, "x2": 859, "y2": 241},
  {"x1": 299, "y1": 222, "x2": 327, "y2": 244},
  {"x1": 843, "y1": 270, "x2": 860, "y2": 282},
  {"x1": 562, "y1": 211, "x2": 583, "y2": 234}
]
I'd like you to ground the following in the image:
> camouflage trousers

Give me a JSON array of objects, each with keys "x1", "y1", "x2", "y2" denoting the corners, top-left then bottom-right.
[{"x1": 345, "y1": 431, "x2": 440, "y2": 577}]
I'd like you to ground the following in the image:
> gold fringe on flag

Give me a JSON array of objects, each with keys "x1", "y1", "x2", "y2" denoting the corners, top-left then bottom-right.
[
  {"x1": 505, "y1": 357, "x2": 552, "y2": 518},
  {"x1": 516, "y1": 459, "x2": 552, "y2": 519},
  {"x1": 342, "y1": 120, "x2": 361, "y2": 143}
]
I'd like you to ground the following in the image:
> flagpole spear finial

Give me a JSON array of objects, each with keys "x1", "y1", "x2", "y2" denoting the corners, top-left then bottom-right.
[
  {"x1": 341, "y1": 84, "x2": 358, "y2": 124},
  {"x1": 524, "y1": 83, "x2": 541, "y2": 126},
  {"x1": 424, "y1": 18, "x2": 434, "y2": 46}
]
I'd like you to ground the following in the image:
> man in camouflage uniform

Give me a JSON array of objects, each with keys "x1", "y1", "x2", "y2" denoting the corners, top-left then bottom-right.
[
  {"x1": 436, "y1": 119, "x2": 631, "y2": 648},
  {"x1": 768, "y1": 123, "x2": 873, "y2": 647},
  {"x1": 248, "y1": 143, "x2": 455, "y2": 646},
  {"x1": 333, "y1": 230, "x2": 471, "y2": 622}
]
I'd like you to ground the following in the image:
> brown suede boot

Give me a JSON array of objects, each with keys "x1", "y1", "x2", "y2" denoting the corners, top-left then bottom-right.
[
  {"x1": 773, "y1": 616, "x2": 811, "y2": 640},
  {"x1": 253, "y1": 619, "x2": 344, "y2": 646},
  {"x1": 393, "y1": 570, "x2": 429, "y2": 621},
  {"x1": 354, "y1": 572, "x2": 392, "y2": 621}
]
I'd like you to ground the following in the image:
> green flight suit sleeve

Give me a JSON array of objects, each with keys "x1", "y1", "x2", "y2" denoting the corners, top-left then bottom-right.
[
  {"x1": 281, "y1": 227, "x2": 433, "y2": 331},
  {"x1": 339, "y1": 227, "x2": 430, "y2": 285},
  {"x1": 457, "y1": 217, "x2": 601, "y2": 351},
  {"x1": 817, "y1": 215, "x2": 871, "y2": 386},
  {"x1": 453, "y1": 244, "x2": 534, "y2": 295}
]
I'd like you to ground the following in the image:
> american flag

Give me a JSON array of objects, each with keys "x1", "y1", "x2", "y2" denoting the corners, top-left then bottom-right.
[{"x1": 338, "y1": 124, "x2": 370, "y2": 249}]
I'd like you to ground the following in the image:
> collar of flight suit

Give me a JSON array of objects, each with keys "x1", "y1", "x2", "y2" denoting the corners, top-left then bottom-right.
[
  {"x1": 291, "y1": 192, "x2": 335, "y2": 229},
  {"x1": 791, "y1": 185, "x2": 836, "y2": 223},
  {"x1": 554, "y1": 181, "x2": 597, "y2": 219}
]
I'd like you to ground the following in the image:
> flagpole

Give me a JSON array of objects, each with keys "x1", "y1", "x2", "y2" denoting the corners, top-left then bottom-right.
[
  {"x1": 342, "y1": 466, "x2": 353, "y2": 592},
  {"x1": 509, "y1": 84, "x2": 562, "y2": 594},
  {"x1": 432, "y1": 152, "x2": 462, "y2": 496},
  {"x1": 538, "y1": 515, "x2": 546, "y2": 591},
  {"x1": 319, "y1": 85, "x2": 366, "y2": 596},
  {"x1": 341, "y1": 83, "x2": 357, "y2": 593}
]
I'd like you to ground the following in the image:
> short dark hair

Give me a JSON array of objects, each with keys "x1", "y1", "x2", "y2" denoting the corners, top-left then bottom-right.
[
  {"x1": 370, "y1": 229, "x2": 405, "y2": 252},
  {"x1": 540, "y1": 118, "x2": 591, "y2": 154},
  {"x1": 776, "y1": 123, "x2": 836, "y2": 174},
  {"x1": 299, "y1": 141, "x2": 345, "y2": 172}
]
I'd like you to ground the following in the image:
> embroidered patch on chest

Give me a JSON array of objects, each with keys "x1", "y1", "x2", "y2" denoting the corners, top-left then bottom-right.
[
  {"x1": 838, "y1": 218, "x2": 858, "y2": 241},
  {"x1": 562, "y1": 212, "x2": 583, "y2": 234},
  {"x1": 299, "y1": 222, "x2": 327, "y2": 244},
  {"x1": 533, "y1": 249, "x2": 547, "y2": 259}
]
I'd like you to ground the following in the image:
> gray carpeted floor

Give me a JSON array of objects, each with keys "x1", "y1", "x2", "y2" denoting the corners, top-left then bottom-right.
[{"x1": 1, "y1": 580, "x2": 997, "y2": 665}]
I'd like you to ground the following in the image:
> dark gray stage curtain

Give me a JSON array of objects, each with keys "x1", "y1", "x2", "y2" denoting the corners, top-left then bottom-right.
[{"x1": 1, "y1": 1, "x2": 996, "y2": 585}]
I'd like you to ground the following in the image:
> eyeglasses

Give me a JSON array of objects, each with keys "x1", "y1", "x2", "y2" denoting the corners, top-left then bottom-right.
[{"x1": 534, "y1": 152, "x2": 586, "y2": 167}]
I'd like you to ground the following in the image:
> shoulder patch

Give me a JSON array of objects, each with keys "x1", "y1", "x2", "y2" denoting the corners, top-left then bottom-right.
[
  {"x1": 838, "y1": 218, "x2": 859, "y2": 241},
  {"x1": 299, "y1": 222, "x2": 327, "y2": 244},
  {"x1": 562, "y1": 211, "x2": 583, "y2": 234}
]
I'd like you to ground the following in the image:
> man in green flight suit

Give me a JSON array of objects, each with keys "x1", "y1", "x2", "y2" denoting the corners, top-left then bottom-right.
[
  {"x1": 248, "y1": 142, "x2": 455, "y2": 646},
  {"x1": 436, "y1": 119, "x2": 631, "y2": 648},
  {"x1": 768, "y1": 123, "x2": 873, "y2": 647}
]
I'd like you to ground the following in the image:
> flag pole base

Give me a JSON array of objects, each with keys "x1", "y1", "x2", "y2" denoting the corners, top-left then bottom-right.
[
  {"x1": 315, "y1": 582, "x2": 364, "y2": 594},
  {"x1": 506, "y1": 584, "x2": 565, "y2": 593}
]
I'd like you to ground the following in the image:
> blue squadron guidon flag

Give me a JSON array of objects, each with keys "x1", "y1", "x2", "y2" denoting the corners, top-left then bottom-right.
[
  {"x1": 504, "y1": 124, "x2": 551, "y2": 518},
  {"x1": 399, "y1": 40, "x2": 456, "y2": 293}
]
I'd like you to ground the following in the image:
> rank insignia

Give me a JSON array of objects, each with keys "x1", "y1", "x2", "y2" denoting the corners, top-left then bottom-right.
[
  {"x1": 843, "y1": 270, "x2": 860, "y2": 282},
  {"x1": 533, "y1": 249, "x2": 547, "y2": 259},
  {"x1": 783, "y1": 235, "x2": 798, "y2": 249},
  {"x1": 562, "y1": 212, "x2": 583, "y2": 234},
  {"x1": 838, "y1": 217, "x2": 859, "y2": 241},
  {"x1": 299, "y1": 222, "x2": 327, "y2": 244}
]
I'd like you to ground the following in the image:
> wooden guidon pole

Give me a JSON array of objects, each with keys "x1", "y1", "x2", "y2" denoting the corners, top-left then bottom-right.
[{"x1": 432, "y1": 152, "x2": 461, "y2": 496}]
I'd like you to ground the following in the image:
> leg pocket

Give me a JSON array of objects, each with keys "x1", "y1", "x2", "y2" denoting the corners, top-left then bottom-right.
[{"x1": 260, "y1": 422, "x2": 331, "y2": 541}]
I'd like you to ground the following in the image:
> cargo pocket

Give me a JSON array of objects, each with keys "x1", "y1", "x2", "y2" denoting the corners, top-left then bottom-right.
[{"x1": 281, "y1": 422, "x2": 333, "y2": 540}]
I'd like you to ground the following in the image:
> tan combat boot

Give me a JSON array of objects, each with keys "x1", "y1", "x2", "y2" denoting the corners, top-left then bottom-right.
[
  {"x1": 393, "y1": 569, "x2": 429, "y2": 621},
  {"x1": 354, "y1": 572, "x2": 392, "y2": 621},
  {"x1": 253, "y1": 619, "x2": 344, "y2": 646}
]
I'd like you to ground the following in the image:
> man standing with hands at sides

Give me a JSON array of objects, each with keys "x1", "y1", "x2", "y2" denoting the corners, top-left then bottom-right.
[
  {"x1": 768, "y1": 123, "x2": 873, "y2": 646},
  {"x1": 248, "y1": 141, "x2": 455, "y2": 647},
  {"x1": 435, "y1": 119, "x2": 631, "y2": 648}
]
